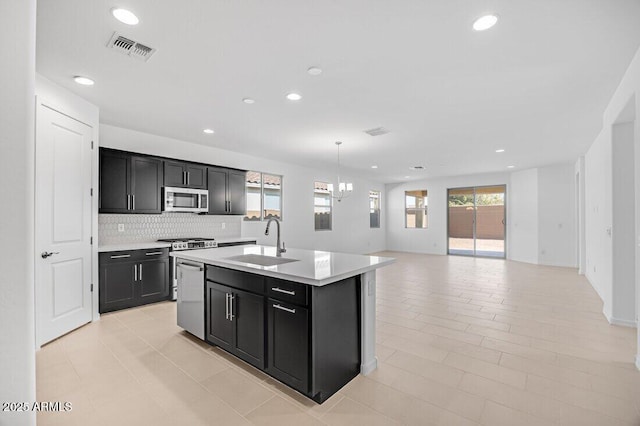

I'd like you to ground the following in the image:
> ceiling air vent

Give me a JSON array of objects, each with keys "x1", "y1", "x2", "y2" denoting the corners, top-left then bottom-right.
[
  {"x1": 363, "y1": 127, "x2": 390, "y2": 137},
  {"x1": 409, "y1": 166, "x2": 425, "y2": 171},
  {"x1": 107, "y1": 32, "x2": 157, "y2": 62}
]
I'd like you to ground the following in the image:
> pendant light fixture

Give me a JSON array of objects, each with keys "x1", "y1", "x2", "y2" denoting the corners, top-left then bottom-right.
[{"x1": 327, "y1": 141, "x2": 353, "y2": 202}]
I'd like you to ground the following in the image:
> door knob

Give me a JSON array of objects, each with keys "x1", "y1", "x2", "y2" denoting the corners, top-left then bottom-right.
[{"x1": 41, "y1": 251, "x2": 59, "y2": 259}]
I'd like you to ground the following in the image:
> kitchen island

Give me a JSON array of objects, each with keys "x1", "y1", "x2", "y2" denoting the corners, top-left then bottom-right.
[{"x1": 171, "y1": 244, "x2": 394, "y2": 403}]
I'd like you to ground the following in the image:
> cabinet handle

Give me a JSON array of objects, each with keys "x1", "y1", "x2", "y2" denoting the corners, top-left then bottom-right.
[
  {"x1": 132, "y1": 194, "x2": 135, "y2": 210},
  {"x1": 145, "y1": 251, "x2": 163, "y2": 256},
  {"x1": 139, "y1": 264, "x2": 143, "y2": 281},
  {"x1": 273, "y1": 304, "x2": 296, "y2": 314},
  {"x1": 134, "y1": 264, "x2": 138, "y2": 281},
  {"x1": 229, "y1": 294, "x2": 235, "y2": 321},
  {"x1": 110, "y1": 254, "x2": 131, "y2": 259},
  {"x1": 183, "y1": 171, "x2": 187, "y2": 185},
  {"x1": 187, "y1": 172, "x2": 190, "y2": 185},
  {"x1": 271, "y1": 287, "x2": 295, "y2": 296},
  {"x1": 127, "y1": 194, "x2": 131, "y2": 210},
  {"x1": 225, "y1": 293, "x2": 229, "y2": 320}
]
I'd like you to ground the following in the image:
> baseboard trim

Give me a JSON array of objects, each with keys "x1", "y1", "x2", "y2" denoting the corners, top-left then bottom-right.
[
  {"x1": 360, "y1": 357, "x2": 378, "y2": 375},
  {"x1": 609, "y1": 317, "x2": 637, "y2": 328},
  {"x1": 603, "y1": 308, "x2": 637, "y2": 328}
]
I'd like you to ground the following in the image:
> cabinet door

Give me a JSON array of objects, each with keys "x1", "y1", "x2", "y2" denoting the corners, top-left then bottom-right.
[
  {"x1": 207, "y1": 167, "x2": 228, "y2": 214},
  {"x1": 233, "y1": 289, "x2": 265, "y2": 369},
  {"x1": 131, "y1": 156, "x2": 162, "y2": 213},
  {"x1": 227, "y1": 170, "x2": 247, "y2": 215},
  {"x1": 186, "y1": 164, "x2": 207, "y2": 189},
  {"x1": 164, "y1": 161, "x2": 186, "y2": 187},
  {"x1": 206, "y1": 282, "x2": 234, "y2": 352},
  {"x1": 99, "y1": 150, "x2": 130, "y2": 213},
  {"x1": 266, "y1": 299, "x2": 309, "y2": 392},
  {"x1": 138, "y1": 257, "x2": 170, "y2": 304},
  {"x1": 99, "y1": 261, "x2": 136, "y2": 313}
]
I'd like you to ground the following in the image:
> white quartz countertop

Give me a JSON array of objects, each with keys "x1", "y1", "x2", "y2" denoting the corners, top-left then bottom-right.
[
  {"x1": 215, "y1": 237, "x2": 258, "y2": 244},
  {"x1": 170, "y1": 245, "x2": 395, "y2": 286},
  {"x1": 98, "y1": 237, "x2": 257, "y2": 253},
  {"x1": 98, "y1": 242, "x2": 171, "y2": 252}
]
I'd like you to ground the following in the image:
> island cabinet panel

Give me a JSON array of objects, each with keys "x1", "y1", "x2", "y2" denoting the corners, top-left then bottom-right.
[
  {"x1": 202, "y1": 265, "x2": 360, "y2": 404},
  {"x1": 205, "y1": 273, "x2": 265, "y2": 369},
  {"x1": 266, "y1": 299, "x2": 309, "y2": 393},
  {"x1": 206, "y1": 282, "x2": 234, "y2": 352}
]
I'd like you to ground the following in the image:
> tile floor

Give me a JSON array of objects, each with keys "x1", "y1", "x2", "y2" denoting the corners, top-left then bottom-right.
[{"x1": 36, "y1": 252, "x2": 640, "y2": 425}]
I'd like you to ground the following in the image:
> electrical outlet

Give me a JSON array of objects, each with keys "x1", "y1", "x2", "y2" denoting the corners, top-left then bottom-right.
[
  {"x1": 221, "y1": 223, "x2": 226, "y2": 230},
  {"x1": 118, "y1": 224, "x2": 124, "y2": 232}
]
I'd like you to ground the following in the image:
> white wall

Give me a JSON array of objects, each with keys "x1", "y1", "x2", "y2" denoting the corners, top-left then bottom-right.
[
  {"x1": 0, "y1": 0, "x2": 36, "y2": 425},
  {"x1": 583, "y1": 46, "x2": 640, "y2": 344},
  {"x1": 538, "y1": 163, "x2": 577, "y2": 267},
  {"x1": 509, "y1": 169, "x2": 539, "y2": 264},
  {"x1": 385, "y1": 172, "x2": 510, "y2": 255},
  {"x1": 385, "y1": 165, "x2": 576, "y2": 268},
  {"x1": 99, "y1": 124, "x2": 386, "y2": 255},
  {"x1": 612, "y1": 122, "x2": 636, "y2": 324}
]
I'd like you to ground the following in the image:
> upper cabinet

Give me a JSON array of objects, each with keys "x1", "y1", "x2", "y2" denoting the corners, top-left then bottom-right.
[
  {"x1": 208, "y1": 167, "x2": 246, "y2": 215},
  {"x1": 99, "y1": 149, "x2": 162, "y2": 214},
  {"x1": 164, "y1": 160, "x2": 207, "y2": 189}
]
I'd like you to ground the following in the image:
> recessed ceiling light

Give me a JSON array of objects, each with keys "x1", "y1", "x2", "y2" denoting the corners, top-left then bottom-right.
[
  {"x1": 307, "y1": 66, "x2": 322, "y2": 76},
  {"x1": 74, "y1": 76, "x2": 95, "y2": 86},
  {"x1": 371, "y1": 165, "x2": 378, "y2": 169},
  {"x1": 286, "y1": 93, "x2": 302, "y2": 101},
  {"x1": 242, "y1": 98, "x2": 255, "y2": 104},
  {"x1": 111, "y1": 8, "x2": 139, "y2": 25},
  {"x1": 203, "y1": 128, "x2": 214, "y2": 134},
  {"x1": 404, "y1": 176, "x2": 410, "y2": 179},
  {"x1": 495, "y1": 149, "x2": 505, "y2": 153},
  {"x1": 507, "y1": 165, "x2": 515, "y2": 169},
  {"x1": 473, "y1": 14, "x2": 498, "y2": 31}
]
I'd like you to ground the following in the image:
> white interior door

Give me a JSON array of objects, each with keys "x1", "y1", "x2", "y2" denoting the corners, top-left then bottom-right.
[{"x1": 35, "y1": 104, "x2": 93, "y2": 346}]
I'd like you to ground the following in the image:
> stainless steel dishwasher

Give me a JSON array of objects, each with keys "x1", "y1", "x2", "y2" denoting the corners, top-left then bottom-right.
[{"x1": 176, "y1": 259, "x2": 205, "y2": 339}]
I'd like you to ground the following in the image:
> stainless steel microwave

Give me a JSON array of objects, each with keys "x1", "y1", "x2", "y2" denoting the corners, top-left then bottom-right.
[{"x1": 163, "y1": 187, "x2": 208, "y2": 213}]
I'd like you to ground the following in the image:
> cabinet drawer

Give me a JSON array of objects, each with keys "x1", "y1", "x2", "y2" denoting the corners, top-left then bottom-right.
[
  {"x1": 266, "y1": 278, "x2": 308, "y2": 307},
  {"x1": 100, "y1": 248, "x2": 169, "y2": 263},
  {"x1": 206, "y1": 265, "x2": 265, "y2": 295}
]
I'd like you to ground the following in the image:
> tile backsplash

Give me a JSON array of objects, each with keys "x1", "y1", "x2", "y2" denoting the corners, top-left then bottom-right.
[{"x1": 99, "y1": 213, "x2": 242, "y2": 245}]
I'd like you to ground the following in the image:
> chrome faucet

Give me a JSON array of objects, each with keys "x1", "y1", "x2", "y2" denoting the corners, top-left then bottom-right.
[{"x1": 265, "y1": 218, "x2": 286, "y2": 257}]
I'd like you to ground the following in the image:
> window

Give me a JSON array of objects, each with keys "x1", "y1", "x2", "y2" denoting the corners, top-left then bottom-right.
[
  {"x1": 314, "y1": 181, "x2": 332, "y2": 231},
  {"x1": 369, "y1": 190, "x2": 381, "y2": 228},
  {"x1": 405, "y1": 190, "x2": 428, "y2": 228},
  {"x1": 245, "y1": 171, "x2": 282, "y2": 221}
]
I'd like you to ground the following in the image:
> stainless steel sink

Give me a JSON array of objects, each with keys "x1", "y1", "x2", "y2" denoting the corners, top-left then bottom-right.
[{"x1": 224, "y1": 254, "x2": 299, "y2": 267}]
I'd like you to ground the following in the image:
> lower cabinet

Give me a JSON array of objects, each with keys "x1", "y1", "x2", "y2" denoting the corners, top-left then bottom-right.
[
  {"x1": 206, "y1": 282, "x2": 265, "y2": 369},
  {"x1": 266, "y1": 299, "x2": 309, "y2": 393},
  {"x1": 204, "y1": 265, "x2": 360, "y2": 404},
  {"x1": 99, "y1": 249, "x2": 170, "y2": 313}
]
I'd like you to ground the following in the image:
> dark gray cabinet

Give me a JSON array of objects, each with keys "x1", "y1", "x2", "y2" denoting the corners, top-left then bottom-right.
[
  {"x1": 164, "y1": 160, "x2": 207, "y2": 189},
  {"x1": 266, "y1": 299, "x2": 309, "y2": 392},
  {"x1": 206, "y1": 280, "x2": 265, "y2": 369},
  {"x1": 207, "y1": 167, "x2": 246, "y2": 215},
  {"x1": 99, "y1": 249, "x2": 170, "y2": 313},
  {"x1": 203, "y1": 265, "x2": 360, "y2": 403},
  {"x1": 99, "y1": 149, "x2": 162, "y2": 214}
]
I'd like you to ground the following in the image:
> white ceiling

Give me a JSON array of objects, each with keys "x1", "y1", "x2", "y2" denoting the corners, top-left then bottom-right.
[{"x1": 36, "y1": 0, "x2": 640, "y2": 182}]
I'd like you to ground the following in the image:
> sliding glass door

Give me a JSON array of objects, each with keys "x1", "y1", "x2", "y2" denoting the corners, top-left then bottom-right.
[{"x1": 448, "y1": 185, "x2": 506, "y2": 258}]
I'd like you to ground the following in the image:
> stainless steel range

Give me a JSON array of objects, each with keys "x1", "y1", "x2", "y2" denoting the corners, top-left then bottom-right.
[{"x1": 157, "y1": 238, "x2": 218, "y2": 300}]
